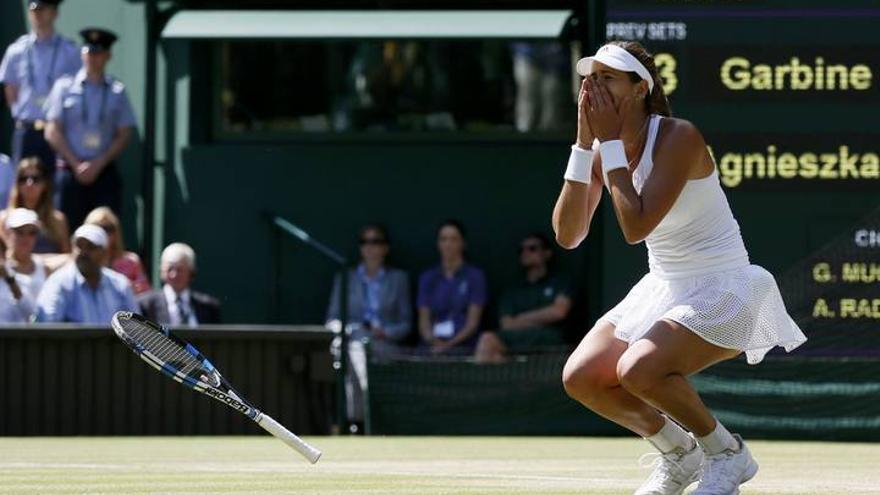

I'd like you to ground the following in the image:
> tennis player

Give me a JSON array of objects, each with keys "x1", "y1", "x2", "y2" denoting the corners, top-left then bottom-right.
[{"x1": 554, "y1": 41, "x2": 807, "y2": 495}]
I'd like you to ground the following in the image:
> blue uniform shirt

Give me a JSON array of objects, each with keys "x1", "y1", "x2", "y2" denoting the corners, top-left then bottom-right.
[
  {"x1": 0, "y1": 153, "x2": 14, "y2": 208},
  {"x1": 0, "y1": 32, "x2": 81, "y2": 120},
  {"x1": 45, "y1": 68, "x2": 137, "y2": 160},
  {"x1": 35, "y1": 263, "x2": 137, "y2": 324}
]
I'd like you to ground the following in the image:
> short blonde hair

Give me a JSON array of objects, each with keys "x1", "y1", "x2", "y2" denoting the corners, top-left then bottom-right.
[{"x1": 161, "y1": 242, "x2": 196, "y2": 272}]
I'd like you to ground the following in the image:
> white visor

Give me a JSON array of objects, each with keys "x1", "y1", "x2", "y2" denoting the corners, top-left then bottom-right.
[{"x1": 576, "y1": 44, "x2": 654, "y2": 94}]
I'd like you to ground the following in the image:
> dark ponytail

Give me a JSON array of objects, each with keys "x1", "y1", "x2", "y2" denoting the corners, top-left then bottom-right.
[{"x1": 608, "y1": 40, "x2": 672, "y2": 117}]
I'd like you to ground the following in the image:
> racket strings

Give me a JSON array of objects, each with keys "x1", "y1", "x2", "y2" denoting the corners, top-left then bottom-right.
[{"x1": 125, "y1": 320, "x2": 205, "y2": 378}]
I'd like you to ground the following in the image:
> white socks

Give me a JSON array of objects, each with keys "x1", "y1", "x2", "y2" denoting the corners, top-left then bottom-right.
[
  {"x1": 645, "y1": 416, "x2": 696, "y2": 454},
  {"x1": 696, "y1": 420, "x2": 739, "y2": 455}
]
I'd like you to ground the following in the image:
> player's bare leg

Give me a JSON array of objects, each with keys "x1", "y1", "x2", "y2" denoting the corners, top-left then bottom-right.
[
  {"x1": 616, "y1": 320, "x2": 758, "y2": 494},
  {"x1": 563, "y1": 323, "x2": 703, "y2": 495}
]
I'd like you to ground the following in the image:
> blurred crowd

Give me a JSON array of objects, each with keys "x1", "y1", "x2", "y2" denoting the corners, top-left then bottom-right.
[{"x1": 0, "y1": 1, "x2": 222, "y2": 326}]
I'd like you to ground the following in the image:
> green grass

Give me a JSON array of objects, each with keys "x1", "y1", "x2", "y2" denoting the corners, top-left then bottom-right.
[{"x1": 1, "y1": 436, "x2": 878, "y2": 494}]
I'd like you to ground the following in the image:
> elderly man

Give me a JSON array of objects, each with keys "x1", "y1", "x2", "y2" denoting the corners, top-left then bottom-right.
[
  {"x1": 35, "y1": 223, "x2": 136, "y2": 323},
  {"x1": 138, "y1": 243, "x2": 220, "y2": 326}
]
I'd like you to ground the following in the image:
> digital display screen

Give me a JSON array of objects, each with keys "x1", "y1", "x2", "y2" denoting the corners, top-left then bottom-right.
[{"x1": 606, "y1": 0, "x2": 880, "y2": 354}]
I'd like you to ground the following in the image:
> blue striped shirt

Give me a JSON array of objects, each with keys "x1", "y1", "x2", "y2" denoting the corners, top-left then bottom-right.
[{"x1": 35, "y1": 263, "x2": 137, "y2": 324}]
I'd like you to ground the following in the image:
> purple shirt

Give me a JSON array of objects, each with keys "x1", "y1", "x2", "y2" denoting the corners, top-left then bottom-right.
[{"x1": 417, "y1": 263, "x2": 487, "y2": 340}]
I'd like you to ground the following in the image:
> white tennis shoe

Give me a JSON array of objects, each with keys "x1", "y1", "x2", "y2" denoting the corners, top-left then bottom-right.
[
  {"x1": 634, "y1": 443, "x2": 703, "y2": 495},
  {"x1": 691, "y1": 434, "x2": 759, "y2": 495}
]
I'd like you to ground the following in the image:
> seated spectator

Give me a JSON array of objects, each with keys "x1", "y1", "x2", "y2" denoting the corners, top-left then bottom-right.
[
  {"x1": 35, "y1": 224, "x2": 136, "y2": 323},
  {"x1": 326, "y1": 224, "x2": 412, "y2": 433},
  {"x1": 417, "y1": 220, "x2": 486, "y2": 355},
  {"x1": 0, "y1": 157, "x2": 70, "y2": 253},
  {"x1": 0, "y1": 236, "x2": 35, "y2": 323},
  {"x1": 327, "y1": 224, "x2": 413, "y2": 349},
  {"x1": 5, "y1": 208, "x2": 50, "y2": 298},
  {"x1": 84, "y1": 207, "x2": 150, "y2": 294},
  {"x1": 0, "y1": 153, "x2": 14, "y2": 208},
  {"x1": 475, "y1": 233, "x2": 571, "y2": 363},
  {"x1": 138, "y1": 243, "x2": 220, "y2": 326}
]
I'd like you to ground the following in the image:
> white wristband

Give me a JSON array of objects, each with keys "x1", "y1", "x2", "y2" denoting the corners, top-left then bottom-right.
[
  {"x1": 564, "y1": 145, "x2": 593, "y2": 184},
  {"x1": 599, "y1": 140, "x2": 628, "y2": 183}
]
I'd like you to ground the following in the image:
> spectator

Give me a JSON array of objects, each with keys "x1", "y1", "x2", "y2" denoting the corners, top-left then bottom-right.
[
  {"x1": 0, "y1": 236, "x2": 35, "y2": 324},
  {"x1": 327, "y1": 224, "x2": 412, "y2": 433},
  {"x1": 475, "y1": 233, "x2": 572, "y2": 363},
  {"x1": 417, "y1": 220, "x2": 486, "y2": 355},
  {"x1": 84, "y1": 207, "x2": 149, "y2": 294},
  {"x1": 1, "y1": 156, "x2": 70, "y2": 253},
  {"x1": 0, "y1": 153, "x2": 14, "y2": 208},
  {"x1": 327, "y1": 224, "x2": 413, "y2": 350},
  {"x1": 35, "y1": 224, "x2": 136, "y2": 323},
  {"x1": 4, "y1": 208, "x2": 49, "y2": 298},
  {"x1": 0, "y1": 0, "x2": 81, "y2": 178},
  {"x1": 138, "y1": 243, "x2": 220, "y2": 326},
  {"x1": 44, "y1": 28, "x2": 135, "y2": 230}
]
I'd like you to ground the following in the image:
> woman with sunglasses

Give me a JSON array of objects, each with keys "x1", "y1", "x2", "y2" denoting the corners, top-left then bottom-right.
[
  {"x1": 84, "y1": 206, "x2": 150, "y2": 294},
  {"x1": 0, "y1": 157, "x2": 70, "y2": 254},
  {"x1": 4, "y1": 208, "x2": 48, "y2": 298},
  {"x1": 326, "y1": 224, "x2": 412, "y2": 432},
  {"x1": 553, "y1": 42, "x2": 806, "y2": 494}
]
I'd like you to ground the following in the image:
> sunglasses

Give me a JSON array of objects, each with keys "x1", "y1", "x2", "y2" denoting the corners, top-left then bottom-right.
[
  {"x1": 520, "y1": 243, "x2": 542, "y2": 253},
  {"x1": 17, "y1": 174, "x2": 44, "y2": 185},
  {"x1": 98, "y1": 224, "x2": 117, "y2": 234},
  {"x1": 360, "y1": 238, "x2": 386, "y2": 246}
]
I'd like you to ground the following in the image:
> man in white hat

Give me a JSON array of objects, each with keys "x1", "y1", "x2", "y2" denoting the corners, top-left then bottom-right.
[{"x1": 35, "y1": 223, "x2": 136, "y2": 323}]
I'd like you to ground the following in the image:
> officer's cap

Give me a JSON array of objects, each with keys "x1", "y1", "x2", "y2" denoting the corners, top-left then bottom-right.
[
  {"x1": 29, "y1": 0, "x2": 63, "y2": 10},
  {"x1": 80, "y1": 28, "x2": 118, "y2": 53}
]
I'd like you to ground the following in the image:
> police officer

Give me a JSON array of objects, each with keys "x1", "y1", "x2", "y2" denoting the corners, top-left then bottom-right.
[
  {"x1": 44, "y1": 28, "x2": 135, "y2": 230},
  {"x1": 0, "y1": 0, "x2": 81, "y2": 178}
]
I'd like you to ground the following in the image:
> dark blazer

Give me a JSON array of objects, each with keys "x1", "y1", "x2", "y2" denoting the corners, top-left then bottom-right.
[{"x1": 138, "y1": 289, "x2": 221, "y2": 325}]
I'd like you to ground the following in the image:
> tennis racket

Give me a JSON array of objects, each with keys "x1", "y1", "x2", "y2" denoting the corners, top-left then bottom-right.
[{"x1": 110, "y1": 311, "x2": 322, "y2": 463}]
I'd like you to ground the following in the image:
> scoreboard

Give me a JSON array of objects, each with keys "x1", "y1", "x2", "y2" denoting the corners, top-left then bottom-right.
[{"x1": 604, "y1": 0, "x2": 880, "y2": 354}]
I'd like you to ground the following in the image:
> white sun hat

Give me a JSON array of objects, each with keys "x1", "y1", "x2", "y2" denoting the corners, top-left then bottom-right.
[{"x1": 576, "y1": 44, "x2": 654, "y2": 94}]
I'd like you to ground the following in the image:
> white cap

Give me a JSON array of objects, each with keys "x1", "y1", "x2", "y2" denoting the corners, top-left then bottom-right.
[
  {"x1": 5, "y1": 208, "x2": 40, "y2": 229},
  {"x1": 73, "y1": 224, "x2": 108, "y2": 249},
  {"x1": 576, "y1": 44, "x2": 654, "y2": 94}
]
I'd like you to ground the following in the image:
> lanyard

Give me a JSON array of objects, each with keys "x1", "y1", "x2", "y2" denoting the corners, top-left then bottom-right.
[
  {"x1": 80, "y1": 82, "x2": 109, "y2": 125},
  {"x1": 26, "y1": 36, "x2": 60, "y2": 92}
]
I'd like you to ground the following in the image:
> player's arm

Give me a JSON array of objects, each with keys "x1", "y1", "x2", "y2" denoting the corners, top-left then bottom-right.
[
  {"x1": 586, "y1": 79, "x2": 699, "y2": 244},
  {"x1": 605, "y1": 119, "x2": 701, "y2": 244},
  {"x1": 552, "y1": 78, "x2": 604, "y2": 250}
]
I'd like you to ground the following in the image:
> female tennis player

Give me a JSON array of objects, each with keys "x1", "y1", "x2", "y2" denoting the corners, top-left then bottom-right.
[{"x1": 553, "y1": 41, "x2": 807, "y2": 495}]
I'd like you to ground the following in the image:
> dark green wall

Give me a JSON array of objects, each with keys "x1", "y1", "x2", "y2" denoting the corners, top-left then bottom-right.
[{"x1": 169, "y1": 142, "x2": 593, "y2": 329}]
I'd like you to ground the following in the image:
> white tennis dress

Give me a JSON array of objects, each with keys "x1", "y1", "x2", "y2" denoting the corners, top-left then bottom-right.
[{"x1": 599, "y1": 114, "x2": 807, "y2": 364}]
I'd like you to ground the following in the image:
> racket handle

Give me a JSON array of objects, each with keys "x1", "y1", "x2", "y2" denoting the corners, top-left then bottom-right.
[{"x1": 257, "y1": 414, "x2": 322, "y2": 464}]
